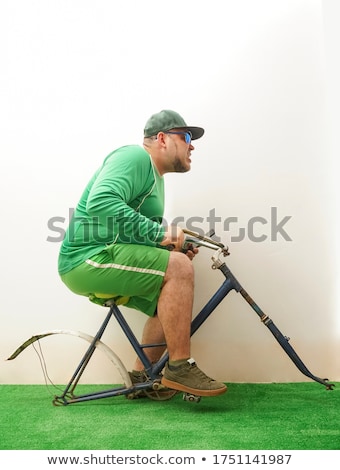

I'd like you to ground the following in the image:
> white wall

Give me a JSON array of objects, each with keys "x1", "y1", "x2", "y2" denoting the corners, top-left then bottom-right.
[{"x1": 1, "y1": 0, "x2": 338, "y2": 386}]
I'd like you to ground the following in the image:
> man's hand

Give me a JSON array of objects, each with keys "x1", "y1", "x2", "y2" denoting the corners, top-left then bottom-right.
[
  {"x1": 159, "y1": 225, "x2": 185, "y2": 251},
  {"x1": 160, "y1": 226, "x2": 199, "y2": 260},
  {"x1": 183, "y1": 244, "x2": 199, "y2": 260}
]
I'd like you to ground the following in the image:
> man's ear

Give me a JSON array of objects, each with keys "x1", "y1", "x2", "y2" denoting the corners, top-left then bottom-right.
[{"x1": 156, "y1": 132, "x2": 167, "y2": 146}]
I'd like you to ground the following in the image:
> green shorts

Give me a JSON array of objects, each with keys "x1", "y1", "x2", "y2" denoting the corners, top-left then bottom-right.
[{"x1": 60, "y1": 243, "x2": 170, "y2": 317}]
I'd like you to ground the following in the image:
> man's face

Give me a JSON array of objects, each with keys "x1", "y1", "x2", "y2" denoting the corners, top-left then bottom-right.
[{"x1": 164, "y1": 129, "x2": 194, "y2": 173}]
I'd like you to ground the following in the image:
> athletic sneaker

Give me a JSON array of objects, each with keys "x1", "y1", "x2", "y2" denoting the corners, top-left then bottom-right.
[
  {"x1": 161, "y1": 358, "x2": 227, "y2": 397},
  {"x1": 126, "y1": 370, "x2": 149, "y2": 399}
]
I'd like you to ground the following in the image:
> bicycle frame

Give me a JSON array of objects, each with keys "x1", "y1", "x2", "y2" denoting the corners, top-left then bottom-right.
[{"x1": 8, "y1": 232, "x2": 334, "y2": 406}]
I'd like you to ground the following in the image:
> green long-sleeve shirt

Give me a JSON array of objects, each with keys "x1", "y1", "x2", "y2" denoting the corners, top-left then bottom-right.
[{"x1": 58, "y1": 145, "x2": 165, "y2": 275}]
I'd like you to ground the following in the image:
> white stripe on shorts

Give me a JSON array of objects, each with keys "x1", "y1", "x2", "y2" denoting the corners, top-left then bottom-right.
[{"x1": 85, "y1": 259, "x2": 165, "y2": 277}]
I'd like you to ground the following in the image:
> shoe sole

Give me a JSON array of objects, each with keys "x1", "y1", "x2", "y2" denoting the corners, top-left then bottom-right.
[{"x1": 161, "y1": 377, "x2": 227, "y2": 397}]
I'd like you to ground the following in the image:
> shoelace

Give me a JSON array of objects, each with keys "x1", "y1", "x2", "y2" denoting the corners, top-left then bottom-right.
[{"x1": 188, "y1": 362, "x2": 214, "y2": 382}]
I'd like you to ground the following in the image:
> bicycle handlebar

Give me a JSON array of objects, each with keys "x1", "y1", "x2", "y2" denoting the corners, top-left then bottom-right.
[{"x1": 182, "y1": 229, "x2": 230, "y2": 256}]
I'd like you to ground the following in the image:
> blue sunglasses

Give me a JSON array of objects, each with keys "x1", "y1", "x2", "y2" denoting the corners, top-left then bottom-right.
[{"x1": 165, "y1": 131, "x2": 192, "y2": 144}]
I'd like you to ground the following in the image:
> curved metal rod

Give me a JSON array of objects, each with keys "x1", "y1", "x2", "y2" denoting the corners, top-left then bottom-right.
[
  {"x1": 7, "y1": 330, "x2": 132, "y2": 387},
  {"x1": 183, "y1": 228, "x2": 225, "y2": 248},
  {"x1": 183, "y1": 229, "x2": 230, "y2": 256}
]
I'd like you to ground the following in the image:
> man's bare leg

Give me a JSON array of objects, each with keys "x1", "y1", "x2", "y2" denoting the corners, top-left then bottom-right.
[
  {"x1": 133, "y1": 315, "x2": 166, "y2": 371},
  {"x1": 132, "y1": 251, "x2": 192, "y2": 370},
  {"x1": 156, "y1": 252, "x2": 193, "y2": 360},
  {"x1": 131, "y1": 252, "x2": 226, "y2": 396},
  {"x1": 157, "y1": 252, "x2": 226, "y2": 396}
]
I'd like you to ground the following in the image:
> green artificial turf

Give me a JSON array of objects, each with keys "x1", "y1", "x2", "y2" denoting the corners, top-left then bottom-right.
[{"x1": 0, "y1": 383, "x2": 339, "y2": 450}]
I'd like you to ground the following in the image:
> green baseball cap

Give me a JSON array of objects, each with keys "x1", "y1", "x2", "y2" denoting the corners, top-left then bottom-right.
[{"x1": 144, "y1": 109, "x2": 205, "y2": 140}]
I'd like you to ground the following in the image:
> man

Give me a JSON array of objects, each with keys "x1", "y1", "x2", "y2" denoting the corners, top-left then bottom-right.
[{"x1": 58, "y1": 109, "x2": 227, "y2": 397}]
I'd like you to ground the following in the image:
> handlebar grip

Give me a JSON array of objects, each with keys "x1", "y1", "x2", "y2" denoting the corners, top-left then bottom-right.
[{"x1": 165, "y1": 244, "x2": 175, "y2": 251}]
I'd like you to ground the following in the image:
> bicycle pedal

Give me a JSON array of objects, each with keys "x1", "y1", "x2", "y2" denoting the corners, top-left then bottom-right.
[
  {"x1": 182, "y1": 392, "x2": 201, "y2": 403},
  {"x1": 151, "y1": 380, "x2": 164, "y2": 391}
]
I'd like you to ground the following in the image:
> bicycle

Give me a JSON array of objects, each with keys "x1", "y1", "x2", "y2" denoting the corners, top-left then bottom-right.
[{"x1": 7, "y1": 229, "x2": 335, "y2": 405}]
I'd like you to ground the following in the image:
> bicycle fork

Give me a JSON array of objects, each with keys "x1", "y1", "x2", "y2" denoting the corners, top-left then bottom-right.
[{"x1": 211, "y1": 251, "x2": 334, "y2": 390}]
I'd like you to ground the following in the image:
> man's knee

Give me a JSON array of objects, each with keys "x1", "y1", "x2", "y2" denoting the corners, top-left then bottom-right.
[{"x1": 165, "y1": 252, "x2": 194, "y2": 281}]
